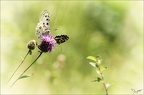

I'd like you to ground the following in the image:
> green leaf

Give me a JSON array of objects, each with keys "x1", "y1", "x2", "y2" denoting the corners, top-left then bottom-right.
[
  {"x1": 92, "y1": 77, "x2": 102, "y2": 82},
  {"x1": 18, "y1": 74, "x2": 33, "y2": 79},
  {"x1": 96, "y1": 77, "x2": 102, "y2": 82},
  {"x1": 89, "y1": 62, "x2": 96, "y2": 67},
  {"x1": 100, "y1": 66, "x2": 107, "y2": 72},
  {"x1": 87, "y1": 56, "x2": 97, "y2": 62}
]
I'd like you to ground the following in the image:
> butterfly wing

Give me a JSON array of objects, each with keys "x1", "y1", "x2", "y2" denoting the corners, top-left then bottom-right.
[
  {"x1": 36, "y1": 10, "x2": 50, "y2": 38},
  {"x1": 55, "y1": 35, "x2": 69, "y2": 44}
]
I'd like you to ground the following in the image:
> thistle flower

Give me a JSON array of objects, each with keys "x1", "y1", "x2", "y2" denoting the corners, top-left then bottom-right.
[
  {"x1": 38, "y1": 32, "x2": 56, "y2": 52},
  {"x1": 27, "y1": 40, "x2": 37, "y2": 55},
  {"x1": 10, "y1": 33, "x2": 56, "y2": 88}
]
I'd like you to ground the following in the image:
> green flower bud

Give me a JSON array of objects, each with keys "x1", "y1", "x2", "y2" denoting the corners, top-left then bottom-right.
[{"x1": 27, "y1": 40, "x2": 37, "y2": 50}]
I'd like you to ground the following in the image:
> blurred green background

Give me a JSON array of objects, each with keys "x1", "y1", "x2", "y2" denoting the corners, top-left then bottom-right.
[{"x1": 1, "y1": 1, "x2": 143, "y2": 94}]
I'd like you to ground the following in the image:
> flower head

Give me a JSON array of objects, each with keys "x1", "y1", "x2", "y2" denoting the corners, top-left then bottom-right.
[
  {"x1": 38, "y1": 33, "x2": 56, "y2": 52},
  {"x1": 27, "y1": 40, "x2": 37, "y2": 50}
]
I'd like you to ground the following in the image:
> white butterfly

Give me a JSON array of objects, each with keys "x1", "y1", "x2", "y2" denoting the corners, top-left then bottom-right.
[{"x1": 36, "y1": 10, "x2": 50, "y2": 38}]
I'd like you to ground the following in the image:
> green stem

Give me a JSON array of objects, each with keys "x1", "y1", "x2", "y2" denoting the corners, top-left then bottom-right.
[
  {"x1": 10, "y1": 51, "x2": 43, "y2": 88},
  {"x1": 8, "y1": 50, "x2": 31, "y2": 82},
  {"x1": 97, "y1": 64, "x2": 108, "y2": 95}
]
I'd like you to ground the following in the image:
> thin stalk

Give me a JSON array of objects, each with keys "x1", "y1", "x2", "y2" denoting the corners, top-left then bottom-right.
[
  {"x1": 8, "y1": 50, "x2": 31, "y2": 82},
  {"x1": 10, "y1": 51, "x2": 43, "y2": 88},
  {"x1": 97, "y1": 64, "x2": 108, "y2": 95}
]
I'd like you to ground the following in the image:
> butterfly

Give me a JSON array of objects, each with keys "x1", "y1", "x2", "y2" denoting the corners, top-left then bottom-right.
[
  {"x1": 54, "y1": 34, "x2": 69, "y2": 44},
  {"x1": 36, "y1": 10, "x2": 69, "y2": 44},
  {"x1": 36, "y1": 10, "x2": 50, "y2": 38}
]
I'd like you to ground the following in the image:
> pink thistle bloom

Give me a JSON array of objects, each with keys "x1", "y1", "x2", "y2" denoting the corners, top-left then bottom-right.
[{"x1": 38, "y1": 32, "x2": 56, "y2": 52}]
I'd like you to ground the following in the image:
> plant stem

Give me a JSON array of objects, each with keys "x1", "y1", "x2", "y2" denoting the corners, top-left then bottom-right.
[
  {"x1": 97, "y1": 64, "x2": 108, "y2": 95},
  {"x1": 8, "y1": 50, "x2": 31, "y2": 82},
  {"x1": 10, "y1": 51, "x2": 43, "y2": 88}
]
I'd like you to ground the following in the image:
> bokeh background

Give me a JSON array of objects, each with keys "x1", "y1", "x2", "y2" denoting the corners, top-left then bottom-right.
[{"x1": 1, "y1": 0, "x2": 143, "y2": 94}]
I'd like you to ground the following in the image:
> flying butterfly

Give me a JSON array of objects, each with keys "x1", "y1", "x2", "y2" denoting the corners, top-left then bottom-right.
[
  {"x1": 54, "y1": 34, "x2": 69, "y2": 44},
  {"x1": 36, "y1": 10, "x2": 50, "y2": 38}
]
